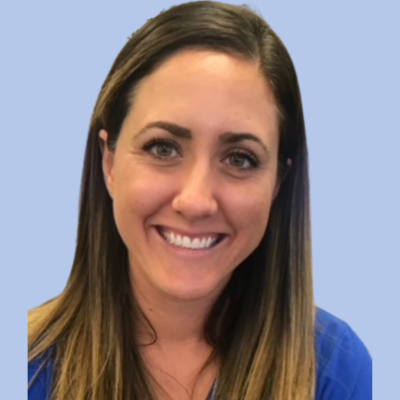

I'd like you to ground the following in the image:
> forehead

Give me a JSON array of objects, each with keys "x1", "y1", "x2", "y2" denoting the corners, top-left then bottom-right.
[{"x1": 124, "y1": 49, "x2": 279, "y2": 146}]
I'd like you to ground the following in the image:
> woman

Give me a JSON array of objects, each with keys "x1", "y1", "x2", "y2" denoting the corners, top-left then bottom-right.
[{"x1": 28, "y1": 1, "x2": 372, "y2": 399}]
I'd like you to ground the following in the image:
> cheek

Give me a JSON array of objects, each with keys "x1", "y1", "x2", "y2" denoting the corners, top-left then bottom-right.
[
  {"x1": 111, "y1": 166, "x2": 173, "y2": 229},
  {"x1": 223, "y1": 184, "x2": 274, "y2": 240}
]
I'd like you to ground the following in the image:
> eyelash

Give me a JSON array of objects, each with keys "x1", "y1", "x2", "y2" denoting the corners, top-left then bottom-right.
[{"x1": 141, "y1": 138, "x2": 260, "y2": 170}]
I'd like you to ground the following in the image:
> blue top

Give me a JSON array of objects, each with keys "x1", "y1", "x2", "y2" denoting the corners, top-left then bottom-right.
[{"x1": 28, "y1": 308, "x2": 372, "y2": 400}]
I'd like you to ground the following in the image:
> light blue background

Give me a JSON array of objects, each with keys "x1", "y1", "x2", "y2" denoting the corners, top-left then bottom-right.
[{"x1": 1, "y1": 0, "x2": 398, "y2": 398}]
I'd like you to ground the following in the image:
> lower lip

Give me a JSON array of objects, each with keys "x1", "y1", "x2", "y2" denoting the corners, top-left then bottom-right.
[{"x1": 153, "y1": 227, "x2": 227, "y2": 258}]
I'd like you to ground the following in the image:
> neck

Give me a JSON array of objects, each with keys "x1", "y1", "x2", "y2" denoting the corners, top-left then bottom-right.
[
  {"x1": 129, "y1": 270, "x2": 221, "y2": 399},
  {"x1": 131, "y1": 276, "x2": 219, "y2": 347}
]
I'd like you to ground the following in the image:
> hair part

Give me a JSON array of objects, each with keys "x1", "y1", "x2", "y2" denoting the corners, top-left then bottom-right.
[{"x1": 29, "y1": 2, "x2": 315, "y2": 399}]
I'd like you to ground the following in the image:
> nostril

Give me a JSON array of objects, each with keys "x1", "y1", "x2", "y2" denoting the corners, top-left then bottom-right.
[{"x1": 171, "y1": 195, "x2": 218, "y2": 219}]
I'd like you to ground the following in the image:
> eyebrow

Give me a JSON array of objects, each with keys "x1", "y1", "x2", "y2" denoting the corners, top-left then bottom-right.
[{"x1": 134, "y1": 120, "x2": 270, "y2": 155}]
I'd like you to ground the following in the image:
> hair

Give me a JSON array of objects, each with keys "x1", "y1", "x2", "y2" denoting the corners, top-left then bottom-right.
[{"x1": 28, "y1": 1, "x2": 315, "y2": 399}]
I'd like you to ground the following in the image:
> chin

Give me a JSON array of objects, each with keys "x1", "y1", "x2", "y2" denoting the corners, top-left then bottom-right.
[{"x1": 156, "y1": 275, "x2": 229, "y2": 302}]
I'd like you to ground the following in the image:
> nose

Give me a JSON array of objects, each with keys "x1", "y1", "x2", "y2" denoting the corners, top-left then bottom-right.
[{"x1": 171, "y1": 162, "x2": 218, "y2": 221}]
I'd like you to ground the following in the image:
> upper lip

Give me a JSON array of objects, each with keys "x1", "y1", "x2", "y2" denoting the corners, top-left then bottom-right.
[{"x1": 156, "y1": 225, "x2": 227, "y2": 239}]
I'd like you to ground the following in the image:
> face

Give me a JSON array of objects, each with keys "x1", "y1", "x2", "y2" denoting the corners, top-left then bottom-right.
[{"x1": 100, "y1": 50, "x2": 280, "y2": 303}]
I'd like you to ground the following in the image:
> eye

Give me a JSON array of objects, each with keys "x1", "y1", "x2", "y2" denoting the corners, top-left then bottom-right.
[
  {"x1": 224, "y1": 150, "x2": 259, "y2": 170},
  {"x1": 142, "y1": 138, "x2": 181, "y2": 159}
]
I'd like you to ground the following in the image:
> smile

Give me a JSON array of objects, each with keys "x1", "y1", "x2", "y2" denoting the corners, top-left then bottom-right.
[{"x1": 156, "y1": 226, "x2": 226, "y2": 250}]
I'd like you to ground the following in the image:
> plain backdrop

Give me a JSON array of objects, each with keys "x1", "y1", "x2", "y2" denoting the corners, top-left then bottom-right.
[{"x1": 1, "y1": 0, "x2": 398, "y2": 398}]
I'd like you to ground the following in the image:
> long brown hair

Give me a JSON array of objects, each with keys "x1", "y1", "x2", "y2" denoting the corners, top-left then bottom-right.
[{"x1": 28, "y1": 2, "x2": 315, "y2": 399}]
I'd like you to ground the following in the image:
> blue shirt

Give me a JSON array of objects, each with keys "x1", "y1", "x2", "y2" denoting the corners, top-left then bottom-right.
[{"x1": 28, "y1": 308, "x2": 372, "y2": 400}]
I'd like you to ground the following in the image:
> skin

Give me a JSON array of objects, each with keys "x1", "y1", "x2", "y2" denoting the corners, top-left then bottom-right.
[{"x1": 100, "y1": 49, "x2": 281, "y2": 399}]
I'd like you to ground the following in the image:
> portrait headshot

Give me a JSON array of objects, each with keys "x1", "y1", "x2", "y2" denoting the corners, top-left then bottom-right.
[{"x1": 11, "y1": 0, "x2": 397, "y2": 399}]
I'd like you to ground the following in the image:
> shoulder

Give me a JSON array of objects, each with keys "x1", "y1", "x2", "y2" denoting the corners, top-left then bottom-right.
[
  {"x1": 28, "y1": 350, "x2": 54, "y2": 400},
  {"x1": 314, "y1": 307, "x2": 372, "y2": 400}
]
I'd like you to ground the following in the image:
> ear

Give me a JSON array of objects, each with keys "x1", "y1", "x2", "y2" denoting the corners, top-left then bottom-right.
[
  {"x1": 99, "y1": 129, "x2": 115, "y2": 198},
  {"x1": 273, "y1": 158, "x2": 292, "y2": 200}
]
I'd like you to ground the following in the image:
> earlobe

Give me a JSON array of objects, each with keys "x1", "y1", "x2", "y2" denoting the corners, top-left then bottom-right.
[{"x1": 99, "y1": 129, "x2": 115, "y2": 198}]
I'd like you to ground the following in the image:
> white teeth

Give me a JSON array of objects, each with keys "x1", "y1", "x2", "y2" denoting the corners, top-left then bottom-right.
[
  {"x1": 182, "y1": 236, "x2": 191, "y2": 248},
  {"x1": 161, "y1": 228, "x2": 220, "y2": 249}
]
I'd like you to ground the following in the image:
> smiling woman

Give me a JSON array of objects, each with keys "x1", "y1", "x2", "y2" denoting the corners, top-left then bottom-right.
[
  {"x1": 27, "y1": 2, "x2": 372, "y2": 400},
  {"x1": 100, "y1": 50, "x2": 281, "y2": 304}
]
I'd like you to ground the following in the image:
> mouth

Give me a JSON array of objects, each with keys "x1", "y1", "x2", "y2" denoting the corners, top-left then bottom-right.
[{"x1": 155, "y1": 226, "x2": 227, "y2": 250}]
